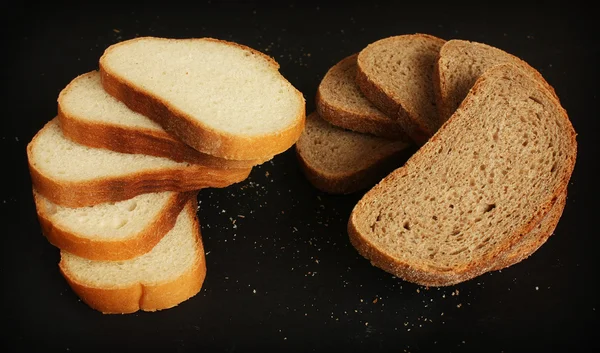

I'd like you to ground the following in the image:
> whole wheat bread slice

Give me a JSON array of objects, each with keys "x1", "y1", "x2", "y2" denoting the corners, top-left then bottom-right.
[
  {"x1": 295, "y1": 112, "x2": 411, "y2": 194},
  {"x1": 99, "y1": 37, "x2": 306, "y2": 161},
  {"x1": 348, "y1": 64, "x2": 577, "y2": 286},
  {"x1": 356, "y1": 34, "x2": 446, "y2": 144},
  {"x1": 58, "y1": 71, "x2": 265, "y2": 168},
  {"x1": 34, "y1": 189, "x2": 196, "y2": 261},
  {"x1": 60, "y1": 199, "x2": 205, "y2": 314},
  {"x1": 27, "y1": 118, "x2": 251, "y2": 208},
  {"x1": 316, "y1": 54, "x2": 409, "y2": 140},
  {"x1": 434, "y1": 39, "x2": 558, "y2": 123}
]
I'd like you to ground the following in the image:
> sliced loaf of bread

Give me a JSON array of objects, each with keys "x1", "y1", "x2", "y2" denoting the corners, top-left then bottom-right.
[
  {"x1": 434, "y1": 39, "x2": 559, "y2": 123},
  {"x1": 295, "y1": 112, "x2": 411, "y2": 194},
  {"x1": 27, "y1": 118, "x2": 251, "y2": 208},
  {"x1": 58, "y1": 71, "x2": 265, "y2": 168},
  {"x1": 316, "y1": 54, "x2": 408, "y2": 140},
  {"x1": 60, "y1": 199, "x2": 205, "y2": 314},
  {"x1": 356, "y1": 34, "x2": 446, "y2": 144},
  {"x1": 348, "y1": 64, "x2": 577, "y2": 286},
  {"x1": 99, "y1": 37, "x2": 306, "y2": 161},
  {"x1": 33, "y1": 189, "x2": 196, "y2": 261}
]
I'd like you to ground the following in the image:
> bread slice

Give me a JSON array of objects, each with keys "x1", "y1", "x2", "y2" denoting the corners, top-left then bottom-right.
[
  {"x1": 434, "y1": 39, "x2": 558, "y2": 123},
  {"x1": 58, "y1": 71, "x2": 265, "y2": 168},
  {"x1": 295, "y1": 112, "x2": 411, "y2": 194},
  {"x1": 348, "y1": 64, "x2": 577, "y2": 286},
  {"x1": 27, "y1": 118, "x2": 251, "y2": 208},
  {"x1": 99, "y1": 37, "x2": 306, "y2": 161},
  {"x1": 33, "y1": 188, "x2": 196, "y2": 261},
  {"x1": 356, "y1": 34, "x2": 446, "y2": 144},
  {"x1": 316, "y1": 54, "x2": 409, "y2": 140},
  {"x1": 59, "y1": 199, "x2": 205, "y2": 314}
]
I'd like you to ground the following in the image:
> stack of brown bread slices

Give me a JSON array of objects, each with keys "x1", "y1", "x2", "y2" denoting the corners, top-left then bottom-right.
[
  {"x1": 27, "y1": 36, "x2": 306, "y2": 313},
  {"x1": 298, "y1": 34, "x2": 577, "y2": 286}
]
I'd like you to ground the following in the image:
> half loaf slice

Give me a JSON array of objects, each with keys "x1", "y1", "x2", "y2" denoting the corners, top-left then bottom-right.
[
  {"x1": 34, "y1": 189, "x2": 196, "y2": 261},
  {"x1": 434, "y1": 39, "x2": 559, "y2": 123},
  {"x1": 27, "y1": 118, "x2": 251, "y2": 208},
  {"x1": 58, "y1": 71, "x2": 265, "y2": 168},
  {"x1": 316, "y1": 54, "x2": 408, "y2": 140},
  {"x1": 99, "y1": 36, "x2": 306, "y2": 161},
  {"x1": 348, "y1": 64, "x2": 577, "y2": 286},
  {"x1": 356, "y1": 34, "x2": 446, "y2": 144},
  {"x1": 60, "y1": 199, "x2": 205, "y2": 314},
  {"x1": 295, "y1": 112, "x2": 411, "y2": 194}
]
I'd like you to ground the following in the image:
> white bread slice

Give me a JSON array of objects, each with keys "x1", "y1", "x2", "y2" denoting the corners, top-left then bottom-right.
[
  {"x1": 356, "y1": 34, "x2": 446, "y2": 144},
  {"x1": 348, "y1": 64, "x2": 577, "y2": 286},
  {"x1": 434, "y1": 39, "x2": 559, "y2": 123},
  {"x1": 27, "y1": 118, "x2": 251, "y2": 208},
  {"x1": 33, "y1": 189, "x2": 196, "y2": 261},
  {"x1": 316, "y1": 54, "x2": 409, "y2": 140},
  {"x1": 295, "y1": 112, "x2": 411, "y2": 194},
  {"x1": 58, "y1": 71, "x2": 266, "y2": 168},
  {"x1": 99, "y1": 37, "x2": 306, "y2": 160},
  {"x1": 59, "y1": 199, "x2": 205, "y2": 314}
]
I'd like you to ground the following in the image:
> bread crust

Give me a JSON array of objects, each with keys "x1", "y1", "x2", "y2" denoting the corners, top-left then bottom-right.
[
  {"x1": 59, "y1": 201, "x2": 206, "y2": 314},
  {"x1": 58, "y1": 92, "x2": 265, "y2": 168},
  {"x1": 356, "y1": 33, "x2": 446, "y2": 145},
  {"x1": 34, "y1": 190, "x2": 196, "y2": 261},
  {"x1": 99, "y1": 37, "x2": 306, "y2": 161},
  {"x1": 348, "y1": 64, "x2": 577, "y2": 286}
]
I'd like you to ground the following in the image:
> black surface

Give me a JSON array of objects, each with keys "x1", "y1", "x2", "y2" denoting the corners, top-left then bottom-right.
[{"x1": 3, "y1": 2, "x2": 597, "y2": 352}]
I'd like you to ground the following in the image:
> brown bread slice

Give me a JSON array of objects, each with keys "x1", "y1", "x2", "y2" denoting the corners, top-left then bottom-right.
[
  {"x1": 356, "y1": 34, "x2": 446, "y2": 144},
  {"x1": 295, "y1": 112, "x2": 411, "y2": 194},
  {"x1": 348, "y1": 64, "x2": 577, "y2": 286},
  {"x1": 27, "y1": 118, "x2": 251, "y2": 208},
  {"x1": 434, "y1": 39, "x2": 558, "y2": 123},
  {"x1": 58, "y1": 71, "x2": 266, "y2": 168},
  {"x1": 59, "y1": 199, "x2": 206, "y2": 314},
  {"x1": 316, "y1": 54, "x2": 409, "y2": 140}
]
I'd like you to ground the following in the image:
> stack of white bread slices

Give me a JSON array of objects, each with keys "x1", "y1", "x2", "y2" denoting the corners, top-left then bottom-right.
[
  {"x1": 297, "y1": 34, "x2": 577, "y2": 286},
  {"x1": 27, "y1": 36, "x2": 305, "y2": 313}
]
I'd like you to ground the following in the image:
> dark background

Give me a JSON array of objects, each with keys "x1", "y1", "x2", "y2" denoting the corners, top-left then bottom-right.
[{"x1": 3, "y1": 1, "x2": 597, "y2": 352}]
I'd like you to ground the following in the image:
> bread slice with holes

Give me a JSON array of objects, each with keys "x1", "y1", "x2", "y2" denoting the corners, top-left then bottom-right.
[
  {"x1": 58, "y1": 71, "x2": 266, "y2": 168},
  {"x1": 59, "y1": 199, "x2": 205, "y2": 314},
  {"x1": 33, "y1": 188, "x2": 196, "y2": 261},
  {"x1": 99, "y1": 36, "x2": 306, "y2": 161},
  {"x1": 27, "y1": 118, "x2": 251, "y2": 208},
  {"x1": 295, "y1": 112, "x2": 412, "y2": 194},
  {"x1": 356, "y1": 34, "x2": 446, "y2": 144},
  {"x1": 348, "y1": 64, "x2": 577, "y2": 286},
  {"x1": 434, "y1": 39, "x2": 559, "y2": 123},
  {"x1": 316, "y1": 54, "x2": 409, "y2": 140}
]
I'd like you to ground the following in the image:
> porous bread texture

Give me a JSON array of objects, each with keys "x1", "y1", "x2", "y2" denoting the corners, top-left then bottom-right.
[
  {"x1": 33, "y1": 189, "x2": 195, "y2": 260},
  {"x1": 295, "y1": 112, "x2": 410, "y2": 194},
  {"x1": 434, "y1": 39, "x2": 558, "y2": 123},
  {"x1": 356, "y1": 34, "x2": 446, "y2": 144},
  {"x1": 316, "y1": 54, "x2": 409, "y2": 140},
  {"x1": 58, "y1": 71, "x2": 264, "y2": 167},
  {"x1": 60, "y1": 200, "x2": 205, "y2": 314},
  {"x1": 348, "y1": 64, "x2": 577, "y2": 286},
  {"x1": 99, "y1": 37, "x2": 306, "y2": 160},
  {"x1": 27, "y1": 118, "x2": 251, "y2": 207}
]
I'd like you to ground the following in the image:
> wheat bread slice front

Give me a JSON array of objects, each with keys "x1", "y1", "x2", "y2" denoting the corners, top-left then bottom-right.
[
  {"x1": 434, "y1": 39, "x2": 559, "y2": 123},
  {"x1": 356, "y1": 34, "x2": 446, "y2": 144},
  {"x1": 348, "y1": 64, "x2": 577, "y2": 286},
  {"x1": 58, "y1": 71, "x2": 265, "y2": 168},
  {"x1": 34, "y1": 189, "x2": 196, "y2": 261},
  {"x1": 27, "y1": 118, "x2": 251, "y2": 208},
  {"x1": 99, "y1": 37, "x2": 306, "y2": 161},
  {"x1": 59, "y1": 199, "x2": 205, "y2": 314},
  {"x1": 295, "y1": 112, "x2": 412, "y2": 194},
  {"x1": 316, "y1": 54, "x2": 409, "y2": 140}
]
